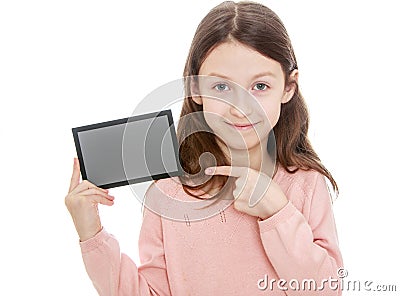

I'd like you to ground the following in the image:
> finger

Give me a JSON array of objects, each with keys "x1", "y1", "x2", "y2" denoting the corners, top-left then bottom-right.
[
  {"x1": 80, "y1": 188, "x2": 114, "y2": 201},
  {"x1": 90, "y1": 194, "x2": 115, "y2": 206},
  {"x1": 69, "y1": 158, "x2": 81, "y2": 193},
  {"x1": 204, "y1": 166, "x2": 248, "y2": 177},
  {"x1": 72, "y1": 180, "x2": 108, "y2": 195}
]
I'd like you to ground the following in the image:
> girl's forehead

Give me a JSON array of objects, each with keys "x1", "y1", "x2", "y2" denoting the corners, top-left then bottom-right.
[{"x1": 199, "y1": 41, "x2": 283, "y2": 80}]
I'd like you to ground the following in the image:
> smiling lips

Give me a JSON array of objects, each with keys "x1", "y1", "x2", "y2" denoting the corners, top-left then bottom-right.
[{"x1": 226, "y1": 121, "x2": 259, "y2": 130}]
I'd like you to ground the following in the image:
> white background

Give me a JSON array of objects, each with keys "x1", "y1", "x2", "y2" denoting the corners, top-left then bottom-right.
[{"x1": 1, "y1": 0, "x2": 399, "y2": 295}]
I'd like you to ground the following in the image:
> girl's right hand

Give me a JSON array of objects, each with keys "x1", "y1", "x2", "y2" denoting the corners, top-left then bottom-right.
[{"x1": 65, "y1": 158, "x2": 115, "y2": 242}]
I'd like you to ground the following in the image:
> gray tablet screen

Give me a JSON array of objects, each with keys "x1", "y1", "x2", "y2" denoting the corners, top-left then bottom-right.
[{"x1": 72, "y1": 110, "x2": 182, "y2": 188}]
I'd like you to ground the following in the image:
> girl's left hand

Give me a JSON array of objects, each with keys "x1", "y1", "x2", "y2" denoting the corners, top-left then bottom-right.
[{"x1": 205, "y1": 166, "x2": 288, "y2": 220}]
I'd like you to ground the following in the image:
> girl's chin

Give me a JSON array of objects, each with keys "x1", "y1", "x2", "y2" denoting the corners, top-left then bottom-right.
[
  {"x1": 220, "y1": 140, "x2": 263, "y2": 151},
  {"x1": 212, "y1": 128, "x2": 270, "y2": 151}
]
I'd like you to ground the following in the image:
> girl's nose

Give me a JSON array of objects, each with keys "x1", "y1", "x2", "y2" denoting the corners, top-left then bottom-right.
[
  {"x1": 229, "y1": 95, "x2": 253, "y2": 118},
  {"x1": 230, "y1": 105, "x2": 249, "y2": 118}
]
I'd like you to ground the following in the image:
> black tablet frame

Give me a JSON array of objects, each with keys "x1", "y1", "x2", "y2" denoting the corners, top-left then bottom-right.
[{"x1": 72, "y1": 109, "x2": 183, "y2": 189}]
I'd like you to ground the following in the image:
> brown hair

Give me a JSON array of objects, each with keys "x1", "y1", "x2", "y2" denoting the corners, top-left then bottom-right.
[{"x1": 176, "y1": 1, "x2": 339, "y2": 200}]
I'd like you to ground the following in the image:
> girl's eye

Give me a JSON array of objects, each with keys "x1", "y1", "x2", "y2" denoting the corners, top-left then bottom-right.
[
  {"x1": 214, "y1": 83, "x2": 230, "y2": 91},
  {"x1": 253, "y1": 83, "x2": 268, "y2": 91}
]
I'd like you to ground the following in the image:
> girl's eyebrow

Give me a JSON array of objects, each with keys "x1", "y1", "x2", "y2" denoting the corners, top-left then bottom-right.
[{"x1": 206, "y1": 72, "x2": 276, "y2": 81}]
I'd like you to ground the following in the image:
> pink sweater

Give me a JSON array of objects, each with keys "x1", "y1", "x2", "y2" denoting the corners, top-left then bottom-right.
[{"x1": 80, "y1": 165, "x2": 343, "y2": 295}]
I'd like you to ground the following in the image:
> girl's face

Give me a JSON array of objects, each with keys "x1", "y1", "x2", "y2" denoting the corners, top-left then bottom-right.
[{"x1": 194, "y1": 41, "x2": 298, "y2": 151}]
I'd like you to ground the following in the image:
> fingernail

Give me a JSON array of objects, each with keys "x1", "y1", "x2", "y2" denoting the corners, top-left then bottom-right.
[{"x1": 205, "y1": 167, "x2": 213, "y2": 175}]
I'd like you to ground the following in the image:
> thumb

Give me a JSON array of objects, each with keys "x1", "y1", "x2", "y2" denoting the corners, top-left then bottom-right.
[{"x1": 68, "y1": 158, "x2": 81, "y2": 193}]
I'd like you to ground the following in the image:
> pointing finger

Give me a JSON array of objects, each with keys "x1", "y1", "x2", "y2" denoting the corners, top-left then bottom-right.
[{"x1": 204, "y1": 166, "x2": 248, "y2": 177}]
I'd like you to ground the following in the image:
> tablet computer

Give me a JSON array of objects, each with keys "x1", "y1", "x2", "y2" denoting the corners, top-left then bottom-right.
[{"x1": 72, "y1": 109, "x2": 183, "y2": 189}]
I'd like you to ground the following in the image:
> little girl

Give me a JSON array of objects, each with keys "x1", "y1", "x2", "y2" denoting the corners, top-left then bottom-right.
[{"x1": 66, "y1": 1, "x2": 343, "y2": 295}]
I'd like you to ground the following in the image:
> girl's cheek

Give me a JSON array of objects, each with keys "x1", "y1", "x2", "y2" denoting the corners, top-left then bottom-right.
[
  {"x1": 203, "y1": 100, "x2": 228, "y2": 116},
  {"x1": 261, "y1": 103, "x2": 281, "y2": 127}
]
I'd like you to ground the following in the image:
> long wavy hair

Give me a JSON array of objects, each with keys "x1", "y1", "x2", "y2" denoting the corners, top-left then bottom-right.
[{"x1": 176, "y1": 1, "x2": 338, "y2": 200}]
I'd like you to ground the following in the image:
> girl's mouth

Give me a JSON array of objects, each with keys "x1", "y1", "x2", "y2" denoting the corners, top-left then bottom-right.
[{"x1": 226, "y1": 121, "x2": 259, "y2": 130}]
